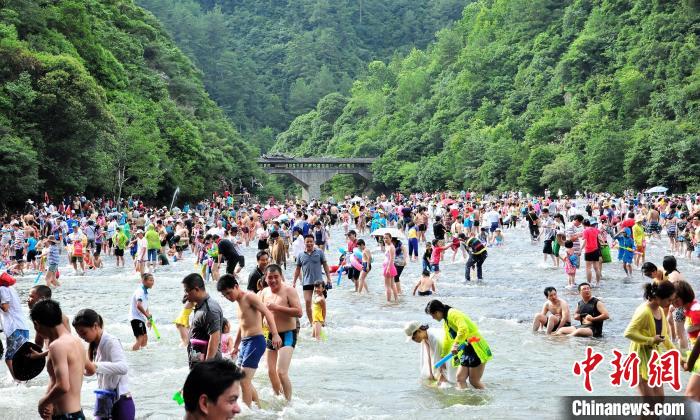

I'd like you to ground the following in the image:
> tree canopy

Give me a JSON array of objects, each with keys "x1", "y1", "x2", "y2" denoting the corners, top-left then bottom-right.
[
  {"x1": 0, "y1": 0, "x2": 257, "y2": 206},
  {"x1": 274, "y1": 0, "x2": 700, "y2": 195},
  {"x1": 138, "y1": 0, "x2": 467, "y2": 148}
]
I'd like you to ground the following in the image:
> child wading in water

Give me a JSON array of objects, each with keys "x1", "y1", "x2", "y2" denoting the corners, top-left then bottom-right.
[
  {"x1": 130, "y1": 273, "x2": 154, "y2": 351},
  {"x1": 312, "y1": 281, "x2": 326, "y2": 341},
  {"x1": 413, "y1": 269, "x2": 436, "y2": 296},
  {"x1": 614, "y1": 228, "x2": 636, "y2": 279},
  {"x1": 561, "y1": 240, "x2": 578, "y2": 288},
  {"x1": 221, "y1": 318, "x2": 235, "y2": 358}
]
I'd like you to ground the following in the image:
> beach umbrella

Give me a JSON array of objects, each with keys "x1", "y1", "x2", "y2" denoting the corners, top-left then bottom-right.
[
  {"x1": 371, "y1": 227, "x2": 405, "y2": 239},
  {"x1": 262, "y1": 207, "x2": 281, "y2": 220},
  {"x1": 644, "y1": 186, "x2": 668, "y2": 194},
  {"x1": 351, "y1": 196, "x2": 363, "y2": 202},
  {"x1": 441, "y1": 198, "x2": 455, "y2": 206}
]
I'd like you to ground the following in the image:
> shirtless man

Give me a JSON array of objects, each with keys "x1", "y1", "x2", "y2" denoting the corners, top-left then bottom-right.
[
  {"x1": 217, "y1": 274, "x2": 282, "y2": 407},
  {"x1": 30, "y1": 299, "x2": 85, "y2": 420},
  {"x1": 648, "y1": 207, "x2": 661, "y2": 239},
  {"x1": 27, "y1": 285, "x2": 71, "y2": 357},
  {"x1": 418, "y1": 209, "x2": 430, "y2": 244},
  {"x1": 259, "y1": 265, "x2": 303, "y2": 401},
  {"x1": 532, "y1": 286, "x2": 571, "y2": 334}
]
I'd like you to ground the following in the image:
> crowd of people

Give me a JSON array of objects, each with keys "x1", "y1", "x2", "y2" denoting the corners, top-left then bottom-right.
[{"x1": 1, "y1": 189, "x2": 700, "y2": 418}]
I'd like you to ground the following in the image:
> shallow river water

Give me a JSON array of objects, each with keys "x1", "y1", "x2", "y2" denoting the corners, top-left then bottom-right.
[{"x1": 1, "y1": 222, "x2": 697, "y2": 419}]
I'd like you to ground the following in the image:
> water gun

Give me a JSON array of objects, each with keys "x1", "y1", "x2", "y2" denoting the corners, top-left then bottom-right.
[
  {"x1": 34, "y1": 271, "x2": 44, "y2": 284},
  {"x1": 434, "y1": 337, "x2": 481, "y2": 368},
  {"x1": 613, "y1": 244, "x2": 642, "y2": 255},
  {"x1": 148, "y1": 316, "x2": 161, "y2": 340},
  {"x1": 172, "y1": 390, "x2": 184, "y2": 406}
]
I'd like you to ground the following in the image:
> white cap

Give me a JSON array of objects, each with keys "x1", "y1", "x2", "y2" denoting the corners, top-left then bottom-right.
[{"x1": 403, "y1": 321, "x2": 425, "y2": 342}]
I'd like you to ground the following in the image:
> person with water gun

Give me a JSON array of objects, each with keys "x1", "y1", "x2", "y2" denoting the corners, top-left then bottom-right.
[{"x1": 424, "y1": 299, "x2": 492, "y2": 389}]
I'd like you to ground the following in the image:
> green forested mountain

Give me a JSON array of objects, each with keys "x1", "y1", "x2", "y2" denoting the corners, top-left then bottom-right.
[
  {"x1": 275, "y1": 0, "x2": 700, "y2": 195},
  {"x1": 0, "y1": 0, "x2": 256, "y2": 205},
  {"x1": 138, "y1": 0, "x2": 466, "y2": 150}
]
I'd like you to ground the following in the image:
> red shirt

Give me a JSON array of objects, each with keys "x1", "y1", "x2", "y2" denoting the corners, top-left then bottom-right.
[
  {"x1": 620, "y1": 219, "x2": 635, "y2": 229},
  {"x1": 582, "y1": 227, "x2": 600, "y2": 253}
]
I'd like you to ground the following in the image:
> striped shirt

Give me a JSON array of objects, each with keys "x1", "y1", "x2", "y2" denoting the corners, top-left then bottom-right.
[
  {"x1": 48, "y1": 245, "x2": 61, "y2": 266},
  {"x1": 565, "y1": 224, "x2": 584, "y2": 255},
  {"x1": 13, "y1": 229, "x2": 24, "y2": 250}
]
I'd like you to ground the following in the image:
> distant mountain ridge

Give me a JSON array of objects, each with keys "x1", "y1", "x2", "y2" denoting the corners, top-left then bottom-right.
[
  {"x1": 138, "y1": 0, "x2": 467, "y2": 151},
  {"x1": 274, "y1": 0, "x2": 700, "y2": 195}
]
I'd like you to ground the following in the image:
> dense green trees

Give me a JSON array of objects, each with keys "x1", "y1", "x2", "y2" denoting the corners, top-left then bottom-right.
[
  {"x1": 0, "y1": 0, "x2": 257, "y2": 206},
  {"x1": 275, "y1": 0, "x2": 700, "y2": 195},
  {"x1": 138, "y1": 0, "x2": 466, "y2": 149}
]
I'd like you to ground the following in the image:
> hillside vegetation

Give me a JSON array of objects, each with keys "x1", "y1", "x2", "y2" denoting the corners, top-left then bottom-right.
[
  {"x1": 275, "y1": 0, "x2": 700, "y2": 195},
  {"x1": 138, "y1": 0, "x2": 466, "y2": 150},
  {"x1": 0, "y1": 0, "x2": 256, "y2": 205}
]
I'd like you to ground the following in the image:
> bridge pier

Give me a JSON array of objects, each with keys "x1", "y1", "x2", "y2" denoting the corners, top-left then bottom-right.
[{"x1": 289, "y1": 170, "x2": 337, "y2": 201}]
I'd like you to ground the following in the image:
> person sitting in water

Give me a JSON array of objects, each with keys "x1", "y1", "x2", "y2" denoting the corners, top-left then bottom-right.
[
  {"x1": 532, "y1": 286, "x2": 571, "y2": 334},
  {"x1": 404, "y1": 321, "x2": 456, "y2": 385},
  {"x1": 554, "y1": 283, "x2": 609, "y2": 337},
  {"x1": 413, "y1": 269, "x2": 436, "y2": 296},
  {"x1": 183, "y1": 359, "x2": 244, "y2": 419}
]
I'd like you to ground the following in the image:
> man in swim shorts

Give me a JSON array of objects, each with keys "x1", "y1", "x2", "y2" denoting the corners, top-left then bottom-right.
[
  {"x1": 31, "y1": 300, "x2": 86, "y2": 419},
  {"x1": 217, "y1": 274, "x2": 281, "y2": 407},
  {"x1": 532, "y1": 287, "x2": 571, "y2": 334},
  {"x1": 260, "y1": 265, "x2": 302, "y2": 401}
]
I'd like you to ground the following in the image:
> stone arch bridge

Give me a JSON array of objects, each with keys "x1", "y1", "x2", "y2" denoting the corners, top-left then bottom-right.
[{"x1": 258, "y1": 155, "x2": 375, "y2": 200}]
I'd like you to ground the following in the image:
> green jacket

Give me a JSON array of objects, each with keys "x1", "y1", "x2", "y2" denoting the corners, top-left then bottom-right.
[{"x1": 441, "y1": 307, "x2": 493, "y2": 367}]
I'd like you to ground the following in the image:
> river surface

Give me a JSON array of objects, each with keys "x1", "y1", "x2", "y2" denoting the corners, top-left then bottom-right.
[{"x1": 1, "y1": 222, "x2": 696, "y2": 419}]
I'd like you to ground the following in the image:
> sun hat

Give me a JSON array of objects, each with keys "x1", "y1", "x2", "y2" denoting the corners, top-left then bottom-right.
[{"x1": 404, "y1": 321, "x2": 426, "y2": 342}]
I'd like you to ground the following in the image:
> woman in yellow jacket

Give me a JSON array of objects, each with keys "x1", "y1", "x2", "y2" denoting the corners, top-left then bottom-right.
[
  {"x1": 624, "y1": 281, "x2": 676, "y2": 397},
  {"x1": 425, "y1": 299, "x2": 492, "y2": 389}
]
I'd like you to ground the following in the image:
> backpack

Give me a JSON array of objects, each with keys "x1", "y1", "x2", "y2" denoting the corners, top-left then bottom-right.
[{"x1": 569, "y1": 254, "x2": 580, "y2": 269}]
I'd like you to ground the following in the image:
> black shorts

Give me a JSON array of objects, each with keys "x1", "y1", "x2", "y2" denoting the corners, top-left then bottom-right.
[
  {"x1": 542, "y1": 240, "x2": 553, "y2": 255},
  {"x1": 346, "y1": 267, "x2": 360, "y2": 281},
  {"x1": 394, "y1": 265, "x2": 405, "y2": 282},
  {"x1": 584, "y1": 249, "x2": 601, "y2": 261},
  {"x1": 26, "y1": 250, "x2": 37, "y2": 262},
  {"x1": 14, "y1": 249, "x2": 23, "y2": 261},
  {"x1": 418, "y1": 290, "x2": 433, "y2": 296},
  {"x1": 302, "y1": 284, "x2": 315, "y2": 291},
  {"x1": 115, "y1": 248, "x2": 124, "y2": 257},
  {"x1": 418, "y1": 224, "x2": 427, "y2": 232},
  {"x1": 130, "y1": 319, "x2": 147, "y2": 337},
  {"x1": 459, "y1": 344, "x2": 482, "y2": 368}
]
